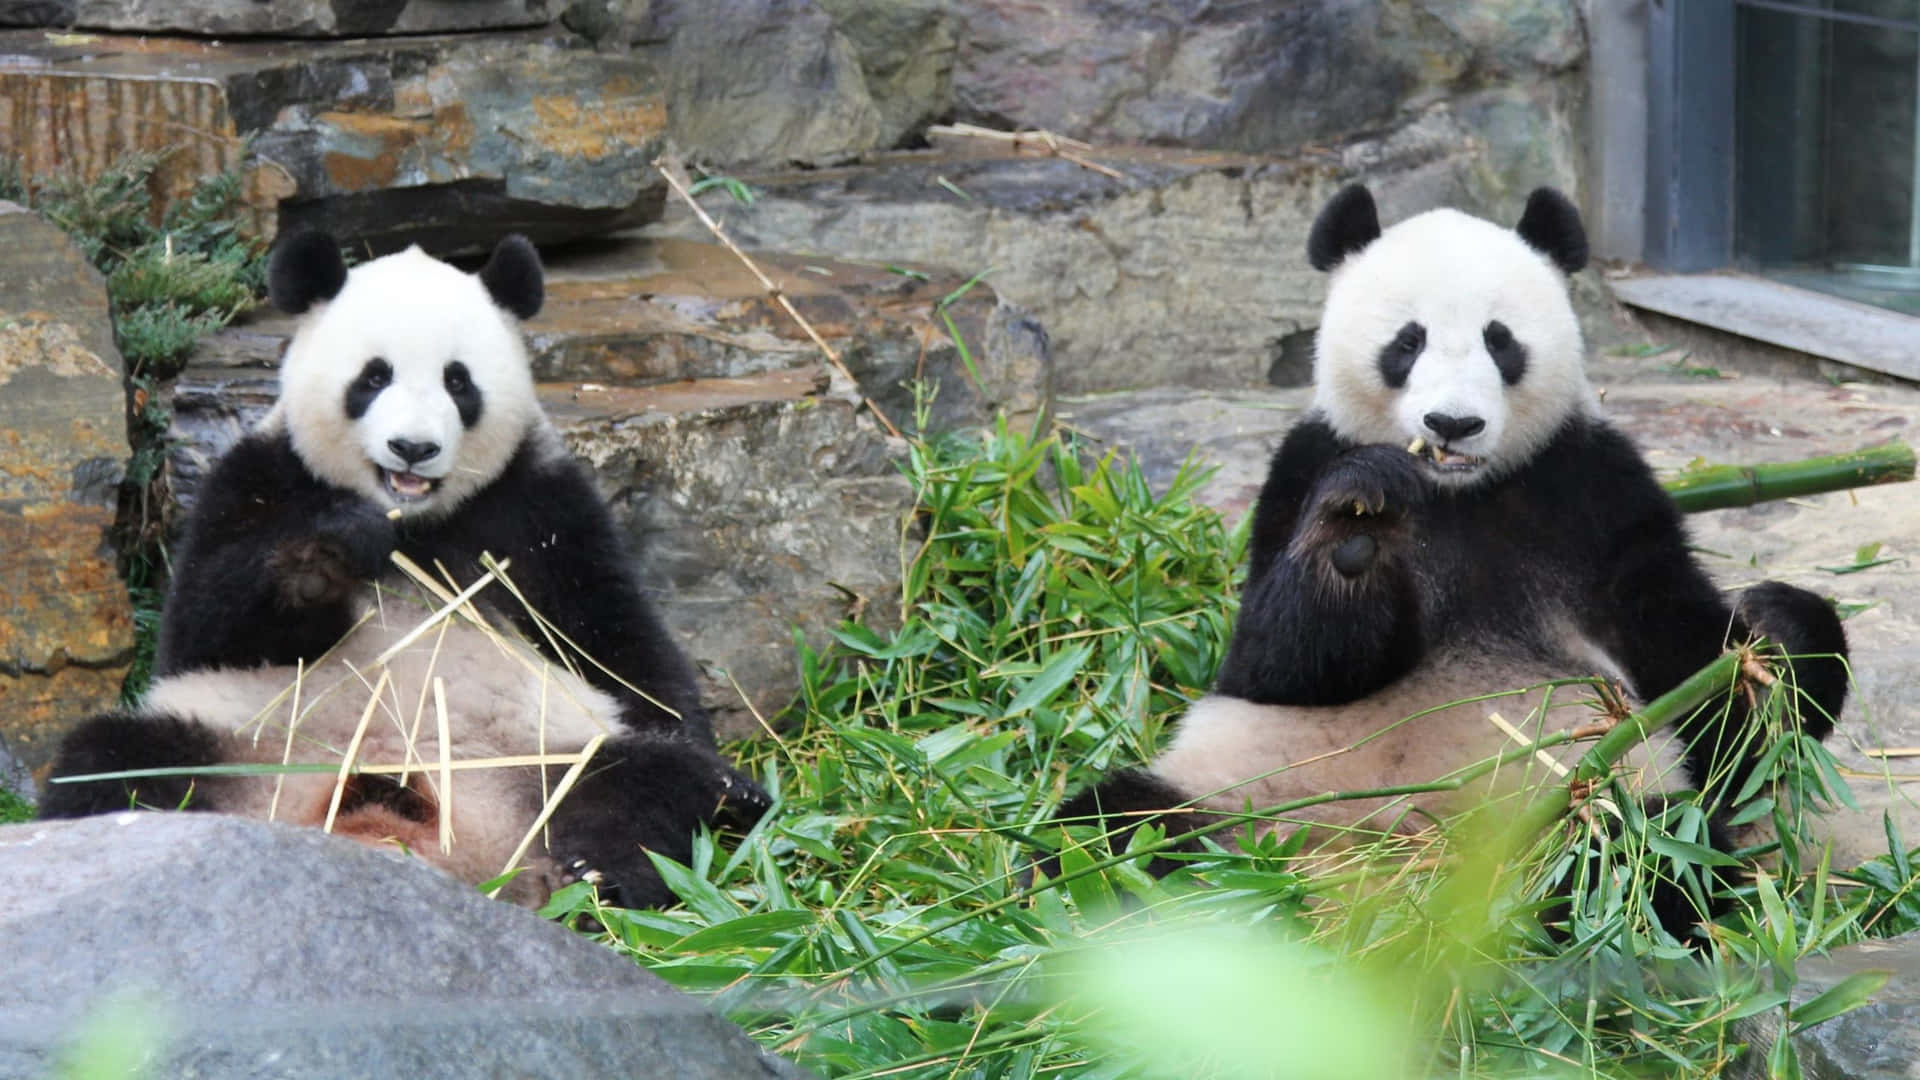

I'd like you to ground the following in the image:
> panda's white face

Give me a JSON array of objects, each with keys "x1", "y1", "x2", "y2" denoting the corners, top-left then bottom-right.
[
  {"x1": 1313, "y1": 208, "x2": 1596, "y2": 488},
  {"x1": 273, "y1": 247, "x2": 543, "y2": 518}
]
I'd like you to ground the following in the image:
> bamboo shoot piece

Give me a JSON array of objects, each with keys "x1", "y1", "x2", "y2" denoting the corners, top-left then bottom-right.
[{"x1": 1663, "y1": 440, "x2": 1914, "y2": 514}]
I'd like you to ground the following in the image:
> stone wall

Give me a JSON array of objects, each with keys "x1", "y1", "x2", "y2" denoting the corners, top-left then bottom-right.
[{"x1": 0, "y1": 203, "x2": 133, "y2": 773}]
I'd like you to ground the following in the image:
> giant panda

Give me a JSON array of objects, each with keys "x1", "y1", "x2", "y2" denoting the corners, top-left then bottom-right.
[
  {"x1": 1056, "y1": 185, "x2": 1850, "y2": 934},
  {"x1": 40, "y1": 231, "x2": 769, "y2": 909}
]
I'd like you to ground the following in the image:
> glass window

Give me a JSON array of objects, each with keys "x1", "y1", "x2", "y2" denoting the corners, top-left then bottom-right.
[{"x1": 1734, "y1": 0, "x2": 1920, "y2": 314}]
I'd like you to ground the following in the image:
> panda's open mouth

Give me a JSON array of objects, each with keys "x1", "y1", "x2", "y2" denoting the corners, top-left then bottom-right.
[
  {"x1": 379, "y1": 468, "x2": 440, "y2": 502},
  {"x1": 1407, "y1": 437, "x2": 1485, "y2": 473}
]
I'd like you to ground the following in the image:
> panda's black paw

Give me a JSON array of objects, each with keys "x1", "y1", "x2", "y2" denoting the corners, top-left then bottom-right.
[
  {"x1": 268, "y1": 505, "x2": 397, "y2": 607},
  {"x1": 1734, "y1": 581, "x2": 1849, "y2": 738},
  {"x1": 1296, "y1": 445, "x2": 1426, "y2": 578},
  {"x1": 1310, "y1": 444, "x2": 1429, "y2": 521},
  {"x1": 317, "y1": 502, "x2": 401, "y2": 576}
]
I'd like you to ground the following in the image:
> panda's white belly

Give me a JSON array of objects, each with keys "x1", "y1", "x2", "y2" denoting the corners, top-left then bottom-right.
[
  {"x1": 139, "y1": 589, "x2": 622, "y2": 894},
  {"x1": 1153, "y1": 651, "x2": 1689, "y2": 850}
]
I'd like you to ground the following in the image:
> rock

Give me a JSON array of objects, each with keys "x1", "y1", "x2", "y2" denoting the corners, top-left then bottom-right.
[
  {"x1": 170, "y1": 236, "x2": 1051, "y2": 736},
  {"x1": 1056, "y1": 362, "x2": 1920, "y2": 866},
  {"x1": 649, "y1": 107, "x2": 1583, "y2": 394},
  {"x1": 0, "y1": 30, "x2": 668, "y2": 255},
  {"x1": 0, "y1": 814, "x2": 810, "y2": 1078},
  {"x1": 949, "y1": 0, "x2": 1583, "y2": 155},
  {"x1": 0, "y1": 733, "x2": 32, "y2": 809},
  {"x1": 630, "y1": 0, "x2": 888, "y2": 167},
  {"x1": 816, "y1": 0, "x2": 955, "y2": 147},
  {"x1": 1730, "y1": 933, "x2": 1919, "y2": 1080},
  {"x1": 0, "y1": 0, "x2": 551, "y2": 37},
  {"x1": 559, "y1": 372, "x2": 911, "y2": 736},
  {"x1": 0, "y1": 201, "x2": 133, "y2": 776}
]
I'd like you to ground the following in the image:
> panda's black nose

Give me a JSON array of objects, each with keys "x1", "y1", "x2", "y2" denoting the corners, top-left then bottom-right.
[
  {"x1": 1422, "y1": 413, "x2": 1485, "y2": 441},
  {"x1": 388, "y1": 438, "x2": 440, "y2": 465}
]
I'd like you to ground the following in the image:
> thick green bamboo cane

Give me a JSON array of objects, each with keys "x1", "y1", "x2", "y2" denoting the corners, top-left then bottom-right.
[{"x1": 1663, "y1": 440, "x2": 1914, "y2": 514}]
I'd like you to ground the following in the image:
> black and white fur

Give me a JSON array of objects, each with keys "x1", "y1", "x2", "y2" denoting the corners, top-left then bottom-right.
[
  {"x1": 41, "y1": 232, "x2": 769, "y2": 908},
  {"x1": 1058, "y1": 186, "x2": 1849, "y2": 932}
]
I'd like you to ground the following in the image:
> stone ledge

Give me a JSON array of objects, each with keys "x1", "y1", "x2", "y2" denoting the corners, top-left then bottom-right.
[{"x1": 1612, "y1": 272, "x2": 1920, "y2": 384}]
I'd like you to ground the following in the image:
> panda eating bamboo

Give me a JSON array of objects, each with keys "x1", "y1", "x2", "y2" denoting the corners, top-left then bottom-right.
[
  {"x1": 1056, "y1": 185, "x2": 1851, "y2": 936},
  {"x1": 42, "y1": 231, "x2": 769, "y2": 909}
]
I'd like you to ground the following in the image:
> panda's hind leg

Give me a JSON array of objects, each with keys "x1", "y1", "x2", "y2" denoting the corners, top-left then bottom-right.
[
  {"x1": 39, "y1": 709, "x2": 223, "y2": 818},
  {"x1": 542, "y1": 735, "x2": 771, "y2": 909}
]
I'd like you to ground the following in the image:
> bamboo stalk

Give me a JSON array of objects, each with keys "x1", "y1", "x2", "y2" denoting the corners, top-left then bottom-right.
[
  {"x1": 1500, "y1": 649, "x2": 1744, "y2": 847},
  {"x1": 1663, "y1": 440, "x2": 1914, "y2": 514}
]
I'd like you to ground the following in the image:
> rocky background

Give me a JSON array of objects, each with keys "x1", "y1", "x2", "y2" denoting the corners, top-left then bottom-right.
[{"x1": 0, "y1": 0, "x2": 1600, "y2": 762}]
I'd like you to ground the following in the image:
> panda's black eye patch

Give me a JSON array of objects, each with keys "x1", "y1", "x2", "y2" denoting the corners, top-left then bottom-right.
[
  {"x1": 444, "y1": 361, "x2": 483, "y2": 429},
  {"x1": 345, "y1": 358, "x2": 392, "y2": 420},
  {"x1": 1483, "y1": 320, "x2": 1527, "y2": 385},
  {"x1": 1377, "y1": 321, "x2": 1425, "y2": 388}
]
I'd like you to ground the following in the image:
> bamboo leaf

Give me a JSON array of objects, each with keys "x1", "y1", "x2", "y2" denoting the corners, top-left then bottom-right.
[
  {"x1": 1788, "y1": 969, "x2": 1894, "y2": 1032},
  {"x1": 1002, "y1": 643, "x2": 1093, "y2": 718}
]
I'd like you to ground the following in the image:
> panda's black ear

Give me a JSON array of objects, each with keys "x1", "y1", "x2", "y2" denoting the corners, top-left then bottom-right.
[
  {"x1": 267, "y1": 230, "x2": 347, "y2": 315},
  {"x1": 1307, "y1": 184, "x2": 1381, "y2": 271},
  {"x1": 479, "y1": 234, "x2": 543, "y2": 320},
  {"x1": 1515, "y1": 187, "x2": 1588, "y2": 274}
]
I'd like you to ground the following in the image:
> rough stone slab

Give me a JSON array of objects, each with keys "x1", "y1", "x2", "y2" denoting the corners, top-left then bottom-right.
[
  {"x1": 647, "y1": 103, "x2": 1588, "y2": 394},
  {"x1": 1613, "y1": 272, "x2": 1920, "y2": 384},
  {"x1": 0, "y1": 732, "x2": 31, "y2": 808},
  {"x1": 192, "y1": 235, "x2": 1051, "y2": 429},
  {"x1": 948, "y1": 0, "x2": 1583, "y2": 155},
  {"x1": 0, "y1": 0, "x2": 550, "y2": 36},
  {"x1": 0, "y1": 814, "x2": 810, "y2": 1078},
  {"x1": 0, "y1": 30, "x2": 668, "y2": 254},
  {"x1": 0, "y1": 202, "x2": 132, "y2": 776},
  {"x1": 627, "y1": 0, "x2": 888, "y2": 167},
  {"x1": 1058, "y1": 367, "x2": 1920, "y2": 870},
  {"x1": 560, "y1": 374, "x2": 912, "y2": 737}
]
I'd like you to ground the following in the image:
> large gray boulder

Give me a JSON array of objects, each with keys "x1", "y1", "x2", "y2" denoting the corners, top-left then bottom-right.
[
  {"x1": 0, "y1": 814, "x2": 809, "y2": 1078},
  {"x1": 1731, "y1": 932, "x2": 1920, "y2": 1080},
  {"x1": 629, "y1": 0, "x2": 890, "y2": 167},
  {"x1": 0, "y1": 810, "x2": 810, "y2": 1068}
]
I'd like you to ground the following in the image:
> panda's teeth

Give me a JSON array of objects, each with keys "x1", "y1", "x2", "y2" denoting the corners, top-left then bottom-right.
[{"x1": 384, "y1": 470, "x2": 433, "y2": 499}]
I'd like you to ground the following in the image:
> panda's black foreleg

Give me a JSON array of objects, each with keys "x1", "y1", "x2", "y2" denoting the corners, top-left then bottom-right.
[
  {"x1": 1214, "y1": 444, "x2": 1427, "y2": 706},
  {"x1": 1045, "y1": 768, "x2": 1212, "y2": 879},
  {"x1": 154, "y1": 433, "x2": 402, "y2": 675},
  {"x1": 542, "y1": 734, "x2": 771, "y2": 909},
  {"x1": 1680, "y1": 581, "x2": 1851, "y2": 802},
  {"x1": 1733, "y1": 581, "x2": 1848, "y2": 741},
  {"x1": 39, "y1": 710, "x2": 223, "y2": 818}
]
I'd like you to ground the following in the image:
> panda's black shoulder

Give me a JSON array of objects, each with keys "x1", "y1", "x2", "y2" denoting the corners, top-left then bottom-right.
[
  {"x1": 1499, "y1": 413, "x2": 1695, "y2": 577},
  {"x1": 432, "y1": 432, "x2": 627, "y2": 563},
  {"x1": 1519, "y1": 414, "x2": 1678, "y2": 519},
  {"x1": 185, "y1": 428, "x2": 337, "y2": 532}
]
